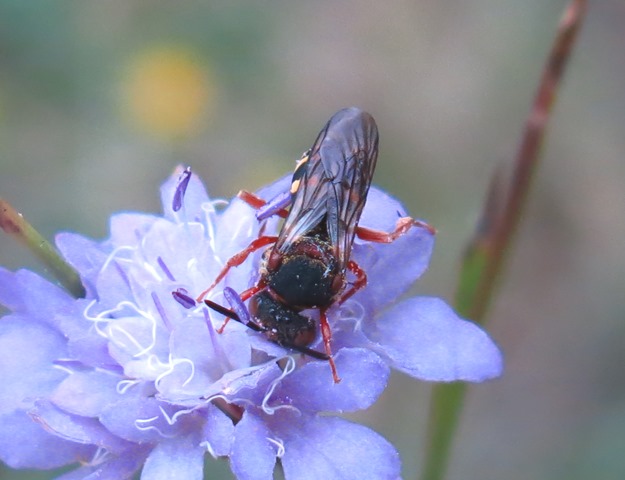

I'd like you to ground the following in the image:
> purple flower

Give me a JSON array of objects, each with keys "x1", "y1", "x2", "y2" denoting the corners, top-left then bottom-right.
[{"x1": 0, "y1": 166, "x2": 502, "y2": 479}]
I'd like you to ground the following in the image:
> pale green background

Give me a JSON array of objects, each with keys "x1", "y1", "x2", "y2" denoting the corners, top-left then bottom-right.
[{"x1": 1, "y1": 1, "x2": 624, "y2": 479}]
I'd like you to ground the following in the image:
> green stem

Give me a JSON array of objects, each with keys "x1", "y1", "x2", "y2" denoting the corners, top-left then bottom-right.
[
  {"x1": 0, "y1": 198, "x2": 85, "y2": 298},
  {"x1": 419, "y1": 1, "x2": 587, "y2": 479},
  {"x1": 420, "y1": 383, "x2": 467, "y2": 480}
]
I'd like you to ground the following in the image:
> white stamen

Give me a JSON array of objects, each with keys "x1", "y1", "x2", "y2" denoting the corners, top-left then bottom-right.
[
  {"x1": 134, "y1": 416, "x2": 177, "y2": 439},
  {"x1": 261, "y1": 356, "x2": 299, "y2": 415},
  {"x1": 154, "y1": 355, "x2": 196, "y2": 389},
  {"x1": 116, "y1": 379, "x2": 139, "y2": 394},
  {"x1": 267, "y1": 436, "x2": 286, "y2": 458},
  {"x1": 107, "y1": 310, "x2": 157, "y2": 358},
  {"x1": 158, "y1": 404, "x2": 200, "y2": 425},
  {"x1": 201, "y1": 440, "x2": 218, "y2": 459},
  {"x1": 100, "y1": 245, "x2": 135, "y2": 273},
  {"x1": 142, "y1": 261, "x2": 163, "y2": 281},
  {"x1": 51, "y1": 363, "x2": 74, "y2": 375},
  {"x1": 88, "y1": 447, "x2": 110, "y2": 466}
]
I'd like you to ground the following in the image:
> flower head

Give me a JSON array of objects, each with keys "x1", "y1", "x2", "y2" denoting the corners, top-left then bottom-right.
[{"x1": 0, "y1": 166, "x2": 502, "y2": 479}]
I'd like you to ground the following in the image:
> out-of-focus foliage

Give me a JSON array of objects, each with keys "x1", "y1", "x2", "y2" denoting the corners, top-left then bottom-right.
[{"x1": 1, "y1": 1, "x2": 624, "y2": 479}]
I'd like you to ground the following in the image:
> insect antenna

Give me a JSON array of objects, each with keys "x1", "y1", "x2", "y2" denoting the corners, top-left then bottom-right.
[{"x1": 203, "y1": 299, "x2": 262, "y2": 332}]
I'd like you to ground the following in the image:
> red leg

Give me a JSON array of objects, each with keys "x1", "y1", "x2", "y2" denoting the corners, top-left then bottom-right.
[
  {"x1": 356, "y1": 216, "x2": 436, "y2": 243},
  {"x1": 319, "y1": 309, "x2": 341, "y2": 383},
  {"x1": 196, "y1": 236, "x2": 277, "y2": 302},
  {"x1": 337, "y1": 260, "x2": 367, "y2": 305},
  {"x1": 237, "y1": 190, "x2": 289, "y2": 219}
]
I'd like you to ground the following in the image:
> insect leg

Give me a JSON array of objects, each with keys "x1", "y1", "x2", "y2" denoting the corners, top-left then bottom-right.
[
  {"x1": 237, "y1": 190, "x2": 290, "y2": 219},
  {"x1": 336, "y1": 260, "x2": 367, "y2": 305},
  {"x1": 355, "y1": 216, "x2": 436, "y2": 242},
  {"x1": 319, "y1": 309, "x2": 341, "y2": 383},
  {"x1": 337, "y1": 218, "x2": 435, "y2": 304},
  {"x1": 196, "y1": 235, "x2": 278, "y2": 302}
]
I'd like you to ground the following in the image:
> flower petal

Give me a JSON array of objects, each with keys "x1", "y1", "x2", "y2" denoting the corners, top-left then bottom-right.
[
  {"x1": 105, "y1": 315, "x2": 169, "y2": 381},
  {"x1": 141, "y1": 433, "x2": 205, "y2": 480},
  {"x1": 212, "y1": 361, "x2": 283, "y2": 406},
  {"x1": 0, "y1": 268, "x2": 74, "y2": 321},
  {"x1": 213, "y1": 175, "x2": 289, "y2": 274},
  {"x1": 360, "y1": 187, "x2": 410, "y2": 231},
  {"x1": 139, "y1": 221, "x2": 213, "y2": 289},
  {"x1": 108, "y1": 212, "x2": 160, "y2": 246},
  {"x1": 230, "y1": 411, "x2": 277, "y2": 480},
  {"x1": 367, "y1": 297, "x2": 503, "y2": 382},
  {"x1": 66, "y1": 329, "x2": 119, "y2": 369},
  {"x1": 213, "y1": 198, "x2": 265, "y2": 274},
  {"x1": 157, "y1": 316, "x2": 252, "y2": 400},
  {"x1": 89, "y1": 261, "x2": 136, "y2": 313},
  {"x1": 29, "y1": 399, "x2": 135, "y2": 455},
  {"x1": 0, "y1": 315, "x2": 67, "y2": 414},
  {"x1": 50, "y1": 370, "x2": 124, "y2": 418},
  {"x1": 0, "y1": 410, "x2": 93, "y2": 469},
  {"x1": 56, "y1": 446, "x2": 149, "y2": 480},
  {"x1": 55, "y1": 232, "x2": 108, "y2": 294},
  {"x1": 279, "y1": 414, "x2": 401, "y2": 480},
  {"x1": 0, "y1": 270, "x2": 89, "y2": 339},
  {"x1": 99, "y1": 392, "x2": 195, "y2": 443},
  {"x1": 201, "y1": 403, "x2": 235, "y2": 458},
  {"x1": 275, "y1": 348, "x2": 389, "y2": 412}
]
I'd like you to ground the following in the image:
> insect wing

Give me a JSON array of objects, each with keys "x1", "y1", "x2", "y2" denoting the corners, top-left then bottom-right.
[
  {"x1": 276, "y1": 107, "x2": 379, "y2": 269},
  {"x1": 323, "y1": 108, "x2": 378, "y2": 267}
]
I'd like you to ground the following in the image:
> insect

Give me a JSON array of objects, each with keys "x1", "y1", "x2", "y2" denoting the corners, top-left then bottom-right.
[{"x1": 199, "y1": 107, "x2": 434, "y2": 383}]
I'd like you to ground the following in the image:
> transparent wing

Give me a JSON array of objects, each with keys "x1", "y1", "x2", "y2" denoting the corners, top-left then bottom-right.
[{"x1": 275, "y1": 107, "x2": 379, "y2": 270}]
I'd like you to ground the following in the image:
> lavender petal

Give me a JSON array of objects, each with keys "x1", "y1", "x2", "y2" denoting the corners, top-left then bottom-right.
[
  {"x1": 0, "y1": 316, "x2": 67, "y2": 414},
  {"x1": 279, "y1": 414, "x2": 401, "y2": 480},
  {"x1": 141, "y1": 433, "x2": 205, "y2": 480},
  {"x1": 367, "y1": 297, "x2": 504, "y2": 382},
  {"x1": 274, "y1": 348, "x2": 389, "y2": 412},
  {"x1": 50, "y1": 370, "x2": 124, "y2": 418},
  {"x1": 230, "y1": 411, "x2": 277, "y2": 480},
  {"x1": 0, "y1": 410, "x2": 93, "y2": 469}
]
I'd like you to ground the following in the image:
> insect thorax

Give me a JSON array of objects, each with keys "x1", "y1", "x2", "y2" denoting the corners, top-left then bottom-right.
[{"x1": 264, "y1": 235, "x2": 342, "y2": 309}]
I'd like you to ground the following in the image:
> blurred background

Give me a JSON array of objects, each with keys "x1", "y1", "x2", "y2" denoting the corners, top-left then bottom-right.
[{"x1": 1, "y1": 1, "x2": 624, "y2": 479}]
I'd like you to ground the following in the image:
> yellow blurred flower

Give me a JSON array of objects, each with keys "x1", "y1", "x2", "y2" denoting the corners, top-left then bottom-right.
[{"x1": 121, "y1": 46, "x2": 217, "y2": 138}]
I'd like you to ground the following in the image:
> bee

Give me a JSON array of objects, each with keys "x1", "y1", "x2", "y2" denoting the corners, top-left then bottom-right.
[{"x1": 200, "y1": 107, "x2": 434, "y2": 383}]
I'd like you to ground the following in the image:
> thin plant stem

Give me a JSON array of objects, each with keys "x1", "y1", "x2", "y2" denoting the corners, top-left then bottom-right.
[
  {"x1": 0, "y1": 198, "x2": 85, "y2": 298},
  {"x1": 463, "y1": 0, "x2": 588, "y2": 322},
  {"x1": 419, "y1": 1, "x2": 587, "y2": 479}
]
